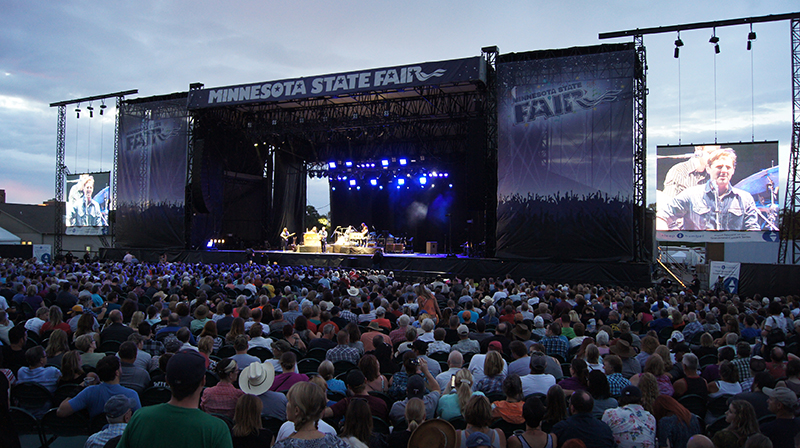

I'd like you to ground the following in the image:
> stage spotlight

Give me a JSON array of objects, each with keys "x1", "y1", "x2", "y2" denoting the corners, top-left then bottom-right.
[
  {"x1": 345, "y1": 161, "x2": 353, "y2": 167},
  {"x1": 329, "y1": 161, "x2": 336, "y2": 169},
  {"x1": 379, "y1": 185, "x2": 383, "y2": 190},
  {"x1": 381, "y1": 159, "x2": 389, "y2": 167},
  {"x1": 397, "y1": 178, "x2": 405, "y2": 186},
  {"x1": 419, "y1": 176, "x2": 427, "y2": 185},
  {"x1": 399, "y1": 158, "x2": 407, "y2": 166},
  {"x1": 370, "y1": 179, "x2": 377, "y2": 186},
  {"x1": 449, "y1": 184, "x2": 453, "y2": 188},
  {"x1": 356, "y1": 186, "x2": 360, "y2": 190},
  {"x1": 747, "y1": 25, "x2": 756, "y2": 50},
  {"x1": 349, "y1": 179, "x2": 356, "y2": 186},
  {"x1": 431, "y1": 171, "x2": 438, "y2": 177},
  {"x1": 207, "y1": 240, "x2": 214, "y2": 248},
  {"x1": 75, "y1": 106, "x2": 81, "y2": 118},
  {"x1": 332, "y1": 187, "x2": 336, "y2": 191},
  {"x1": 674, "y1": 47, "x2": 680, "y2": 59},
  {"x1": 87, "y1": 105, "x2": 94, "y2": 118},
  {"x1": 709, "y1": 29, "x2": 720, "y2": 53},
  {"x1": 100, "y1": 101, "x2": 106, "y2": 115}
]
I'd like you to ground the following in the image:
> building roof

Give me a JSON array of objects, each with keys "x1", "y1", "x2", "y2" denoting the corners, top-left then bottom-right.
[
  {"x1": 0, "y1": 225, "x2": 21, "y2": 243},
  {"x1": 0, "y1": 202, "x2": 58, "y2": 234}
]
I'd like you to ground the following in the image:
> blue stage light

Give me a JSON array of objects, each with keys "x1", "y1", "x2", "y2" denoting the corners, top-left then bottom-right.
[
  {"x1": 431, "y1": 171, "x2": 438, "y2": 177},
  {"x1": 370, "y1": 179, "x2": 377, "y2": 186},
  {"x1": 381, "y1": 159, "x2": 389, "y2": 167},
  {"x1": 332, "y1": 187, "x2": 336, "y2": 191},
  {"x1": 444, "y1": 173, "x2": 449, "y2": 177},
  {"x1": 399, "y1": 158, "x2": 407, "y2": 166},
  {"x1": 419, "y1": 176, "x2": 427, "y2": 185},
  {"x1": 449, "y1": 184, "x2": 453, "y2": 188},
  {"x1": 356, "y1": 186, "x2": 361, "y2": 190},
  {"x1": 345, "y1": 161, "x2": 353, "y2": 167},
  {"x1": 349, "y1": 179, "x2": 356, "y2": 186},
  {"x1": 206, "y1": 240, "x2": 214, "y2": 248},
  {"x1": 379, "y1": 185, "x2": 383, "y2": 190},
  {"x1": 328, "y1": 161, "x2": 337, "y2": 169},
  {"x1": 397, "y1": 178, "x2": 405, "y2": 186}
]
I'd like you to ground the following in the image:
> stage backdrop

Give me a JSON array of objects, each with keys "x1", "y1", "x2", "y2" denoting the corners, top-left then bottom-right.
[
  {"x1": 496, "y1": 45, "x2": 636, "y2": 261},
  {"x1": 116, "y1": 96, "x2": 188, "y2": 249}
]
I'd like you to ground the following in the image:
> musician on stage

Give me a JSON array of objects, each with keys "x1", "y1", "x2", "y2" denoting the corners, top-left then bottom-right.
[
  {"x1": 280, "y1": 227, "x2": 291, "y2": 251},
  {"x1": 318, "y1": 227, "x2": 328, "y2": 253}
]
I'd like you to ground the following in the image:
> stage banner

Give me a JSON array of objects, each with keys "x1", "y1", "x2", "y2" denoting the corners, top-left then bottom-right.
[
  {"x1": 33, "y1": 244, "x2": 51, "y2": 264},
  {"x1": 187, "y1": 57, "x2": 484, "y2": 109},
  {"x1": 116, "y1": 97, "x2": 188, "y2": 249},
  {"x1": 709, "y1": 261, "x2": 741, "y2": 295},
  {"x1": 496, "y1": 46, "x2": 636, "y2": 261},
  {"x1": 655, "y1": 141, "x2": 780, "y2": 242},
  {"x1": 65, "y1": 171, "x2": 111, "y2": 235}
]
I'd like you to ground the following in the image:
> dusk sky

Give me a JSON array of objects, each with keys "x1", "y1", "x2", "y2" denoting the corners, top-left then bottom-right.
[{"x1": 1, "y1": 1, "x2": 796, "y2": 214}]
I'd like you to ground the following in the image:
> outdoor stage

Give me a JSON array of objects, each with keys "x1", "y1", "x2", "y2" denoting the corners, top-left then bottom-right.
[{"x1": 100, "y1": 247, "x2": 651, "y2": 286}]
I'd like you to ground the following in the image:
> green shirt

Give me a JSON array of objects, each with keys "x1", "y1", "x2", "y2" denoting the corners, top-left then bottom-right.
[
  {"x1": 118, "y1": 403, "x2": 232, "y2": 448},
  {"x1": 561, "y1": 327, "x2": 576, "y2": 340}
]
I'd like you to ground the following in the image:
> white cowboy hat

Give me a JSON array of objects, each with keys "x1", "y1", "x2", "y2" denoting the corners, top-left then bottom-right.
[
  {"x1": 239, "y1": 361, "x2": 275, "y2": 395},
  {"x1": 347, "y1": 286, "x2": 360, "y2": 297}
]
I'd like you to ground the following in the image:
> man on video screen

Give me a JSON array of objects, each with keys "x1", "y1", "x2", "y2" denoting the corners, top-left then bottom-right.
[
  {"x1": 657, "y1": 148, "x2": 759, "y2": 231},
  {"x1": 68, "y1": 174, "x2": 104, "y2": 227}
]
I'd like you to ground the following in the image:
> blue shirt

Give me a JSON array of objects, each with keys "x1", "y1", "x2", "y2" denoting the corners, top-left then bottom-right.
[
  {"x1": 553, "y1": 412, "x2": 616, "y2": 448},
  {"x1": 69, "y1": 382, "x2": 142, "y2": 418},
  {"x1": 18, "y1": 366, "x2": 61, "y2": 393}
]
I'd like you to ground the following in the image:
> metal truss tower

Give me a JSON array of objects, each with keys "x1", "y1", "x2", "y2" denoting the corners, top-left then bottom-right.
[
  {"x1": 633, "y1": 35, "x2": 648, "y2": 262},
  {"x1": 779, "y1": 18, "x2": 800, "y2": 263},
  {"x1": 482, "y1": 46, "x2": 499, "y2": 257}
]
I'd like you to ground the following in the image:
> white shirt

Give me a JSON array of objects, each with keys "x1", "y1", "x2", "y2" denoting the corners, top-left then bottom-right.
[
  {"x1": 276, "y1": 420, "x2": 337, "y2": 441},
  {"x1": 436, "y1": 367, "x2": 462, "y2": 392},
  {"x1": 520, "y1": 373, "x2": 556, "y2": 397},
  {"x1": 25, "y1": 317, "x2": 46, "y2": 335}
]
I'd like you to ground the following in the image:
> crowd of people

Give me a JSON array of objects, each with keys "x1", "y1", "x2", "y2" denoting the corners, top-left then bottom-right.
[{"x1": 1, "y1": 256, "x2": 800, "y2": 448}]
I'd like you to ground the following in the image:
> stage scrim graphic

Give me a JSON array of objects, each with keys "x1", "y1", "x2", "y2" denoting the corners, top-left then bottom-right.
[
  {"x1": 496, "y1": 46, "x2": 636, "y2": 261},
  {"x1": 117, "y1": 97, "x2": 188, "y2": 249}
]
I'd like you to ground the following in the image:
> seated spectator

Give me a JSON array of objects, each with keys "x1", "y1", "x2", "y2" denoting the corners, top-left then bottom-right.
[
  {"x1": 760, "y1": 386, "x2": 800, "y2": 448},
  {"x1": 603, "y1": 354, "x2": 631, "y2": 398},
  {"x1": 452, "y1": 324, "x2": 481, "y2": 355},
  {"x1": 84, "y1": 395, "x2": 133, "y2": 448},
  {"x1": 283, "y1": 321, "x2": 307, "y2": 352},
  {"x1": 388, "y1": 359, "x2": 442, "y2": 424},
  {"x1": 269, "y1": 352, "x2": 308, "y2": 392},
  {"x1": 588, "y1": 370, "x2": 618, "y2": 418},
  {"x1": 507, "y1": 396, "x2": 557, "y2": 448},
  {"x1": 723, "y1": 400, "x2": 760, "y2": 445},
  {"x1": 273, "y1": 382, "x2": 347, "y2": 448},
  {"x1": 340, "y1": 399, "x2": 378, "y2": 448},
  {"x1": 231, "y1": 334, "x2": 260, "y2": 370},
  {"x1": 359, "y1": 354, "x2": 388, "y2": 393},
  {"x1": 520, "y1": 351, "x2": 556, "y2": 397},
  {"x1": 45, "y1": 328, "x2": 69, "y2": 367},
  {"x1": 672, "y1": 353, "x2": 708, "y2": 399},
  {"x1": 118, "y1": 341, "x2": 151, "y2": 394},
  {"x1": 387, "y1": 398, "x2": 425, "y2": 448},
  {"x1": 231, "y1": 394, "x2": 274, "y2": 448},
  {"x1": 474, "y1": 351, "x2": 506, "y2": 395},
  {"x1": 58, "y1": 355, "x2": 142, "y2": 418},
  {"x1": 601, "y1": 385, "x2": 657, "y2": 448},
  {"x1": 324, "y1": 369, "x2": 390, "y2": 421},
  {"x1": 428, "y1": 328, "x2": 451, "y2": 355},
  {"x1": 652, "y1": 395, "x2": 703, "y2": 448},
  {"x1": 491, "y1": 374, "x2": 525, "y2": 424},
  {"x1": 437, "y1": 368, "x2": 483, "y2": 420},
  {"x1": 18, "y1": 346, "x2": 61, "y2": 414},
  {"x1": 709, "y1": 360, "x2": 743, "y2": 398},
  {"x1": 631, "y1": 354, "x2": 674, "y2": 397},
  {"x1": 247, "y1": 323, "x2": 271, "y2": 350},
  {"x1": 201, "y1": 358, "x2": 244, "y2": 419},
  {"x1": 453, "y1": 395, "x2": 507, "y2": 448},
  {"x1": 318, "y1": 360, "x2": 346, "y2": 395},
  {"x1": 553, "y1": 390, "x2": 616, "y2": 448},
  {"x1": 326, "y1": 330, "x2": 360, "y2": 365},
  {"x1": 58, "y1": 350, "x2": 98, "y2": 387},
  {"x1": 558, "y1": 358, "x2": 590, "y2": 394},
  {"x1": 76, "y1": 334, "x2": 105, "y2": 368},
  {"x1": 766, "y1": 346, "x2": 789, "y2": 380}
]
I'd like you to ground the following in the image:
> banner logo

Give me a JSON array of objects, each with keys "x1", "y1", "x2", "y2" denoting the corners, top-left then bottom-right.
[{"x1": 511, "y1": 82, "x2": 622, "y2": 123}]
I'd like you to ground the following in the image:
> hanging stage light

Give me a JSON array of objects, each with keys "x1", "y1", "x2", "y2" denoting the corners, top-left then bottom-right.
[
  {"x1": 674, "y1": 31, "x2": 684, "y2": 58},
  {"x1": 87, "y1": 105, "x2": 94, "y2": 118},
  {"x1": 75, "y1": 105, "x2": 81, "y2": 118},
  {"x1": 100, "y1": 101, "x2": 107, "y2": 115},
  {"x1": 747, "y1": 24, "x2": 756, "y2": 50},
  {"x1": 709, "y1": 28, "x2": 720, "y2": 53}
]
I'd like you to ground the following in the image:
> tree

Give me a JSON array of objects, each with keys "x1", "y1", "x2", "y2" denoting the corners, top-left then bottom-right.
[{"x1": 305, "y1": 205, "x2": 325, "y2": 230}]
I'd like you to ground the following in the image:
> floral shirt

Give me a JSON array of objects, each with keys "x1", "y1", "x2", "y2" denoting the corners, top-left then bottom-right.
[{"x1": 601, "y1": 404, "x2": 657, "y2": 448}]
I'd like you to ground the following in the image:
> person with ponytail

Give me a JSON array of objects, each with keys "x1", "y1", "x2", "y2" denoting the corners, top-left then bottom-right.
[
  {"x1": 274, "y1": 382, "x2": 349, "y2": 448},
  {"x1": 437, "y1": 368, "x2": 484, "y2": 420},
  {"x1": 388, "y1": 398, "x2": 425, "y2": 448},
  {"x1": 652, "y1": 395, "x2": 702, "y2": 448}
]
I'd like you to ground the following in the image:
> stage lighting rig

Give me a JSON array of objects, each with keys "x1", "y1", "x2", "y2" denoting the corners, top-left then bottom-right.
[
  {"x1": 75, "y1": 105, "x2": 81, "y2": 118},
  {"x1": 747, "y1": 24, "x2": 756, "y2": 50},
  {"x1": 99, "y1": 101, "x2": 107, "y2": 115},
  {"x1": 87, "y1": 104, "x2": 94, "y2": 118},
  {"x1": 709, "y1": 28, "x2": 720, "y2": 54}
]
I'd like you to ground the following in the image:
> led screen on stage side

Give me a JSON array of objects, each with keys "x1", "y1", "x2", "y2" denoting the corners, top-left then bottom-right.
[
  {"x1": 656, "y1": 142, "x2": 779, "y2": 241},
  {"x1": 496, "y1": 46, "x2": 636, "y2": 261},
  {"x1": 65, "y1": 172, "x2": 111, "y2": 235}
]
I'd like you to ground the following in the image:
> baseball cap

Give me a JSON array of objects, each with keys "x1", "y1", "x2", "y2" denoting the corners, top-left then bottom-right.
[
  {"x1": 407, "y1": 374, "x2": 426, "y2": 399},
  {"x1": 104, "y1": 394, "x2": 132, "y2": 419},
  {"x1": 457, "y1": 325, "x2": 469, "y2": 335},
  {"x1": 488, "y1": 341, "x2": 503, "y2": 352},
  {"x1": 763, "y1": 386, "x2": 797, "y2": 408},
  {"x1": 670, "y1": 331, "x2": 684, "y2": 343},
  {"x1": 346, "y1": 369, "x2": 366, "y2": 388},
  {"x1": 166, "y1": 349, "x2": 206, "y2": 388},
  {"x1": 272, "y1": 339, "x2": 291, "y2": 352},
  {"x1": 466, "y1": 432, "x2": 492, "y2": 448},
  {"x1": 530, "y1": 353, "x2": 547, "y2": 373},
  {"x1": 620, "y1": 385, "x2": 642, "y2": 399}
]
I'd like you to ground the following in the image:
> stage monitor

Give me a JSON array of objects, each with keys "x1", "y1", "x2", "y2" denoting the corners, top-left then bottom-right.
[
  {"x1": 65, "y1": 172, "x2": 111, "y2": 235},
  {"x1": 655, "y1": 141, "x2": 780, "y2": 242}
]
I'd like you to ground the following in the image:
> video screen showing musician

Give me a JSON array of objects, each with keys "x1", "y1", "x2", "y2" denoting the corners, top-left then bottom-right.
[
  {"x1": 657, "y1": 148, "x2": 759, "y2": 231},
  {"x1": 662, "y1": 145, "x2": 718, "y2": 201},
  {"x1": 67, "y1": 174, "x2": 104, "y2": 226}
]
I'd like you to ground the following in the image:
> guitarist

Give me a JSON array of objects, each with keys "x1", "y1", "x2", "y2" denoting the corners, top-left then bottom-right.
[{"x1": 280, "y1": 227, "x2": 295, "y2": 251}]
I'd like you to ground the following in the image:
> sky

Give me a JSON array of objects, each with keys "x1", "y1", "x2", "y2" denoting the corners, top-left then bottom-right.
[{"x1": 0, "y1": 1, "x2": 797, "y2": 216}]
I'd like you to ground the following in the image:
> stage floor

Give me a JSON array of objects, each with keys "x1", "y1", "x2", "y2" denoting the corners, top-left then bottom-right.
[{"x1": 100, "y1": 247, "x2": 651, "y2": 286}]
